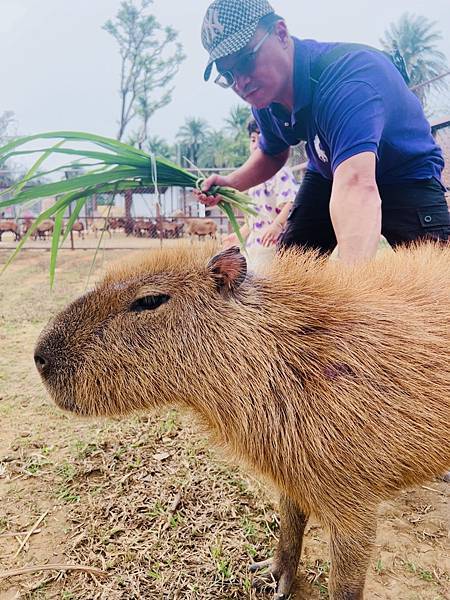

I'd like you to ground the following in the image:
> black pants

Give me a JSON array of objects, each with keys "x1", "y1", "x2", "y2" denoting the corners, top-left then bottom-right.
[{"x1": 280, "y1": 170, "x2": 450, "y2": 253}]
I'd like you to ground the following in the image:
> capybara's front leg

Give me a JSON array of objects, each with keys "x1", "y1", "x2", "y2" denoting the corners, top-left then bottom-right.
[
  {"x1": 328, "y1": 517, "x2": 376, "y2": 600},
  {"x1": 250, "y1": 493, "x2": 309, "y2": 599}
]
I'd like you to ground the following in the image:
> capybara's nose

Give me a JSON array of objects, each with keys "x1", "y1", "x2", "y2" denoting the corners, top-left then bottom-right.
[{"x1": 34, "y1": 351, "x2": 50, "y2": 376}]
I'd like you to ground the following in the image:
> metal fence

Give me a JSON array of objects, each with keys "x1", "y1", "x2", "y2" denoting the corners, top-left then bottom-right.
[
  {"x1": 0, "y1": 212, "x2": 238, "y2": 250},
  {"x1": 432, "y1": 116, "x2": 450, "y2": 190}
]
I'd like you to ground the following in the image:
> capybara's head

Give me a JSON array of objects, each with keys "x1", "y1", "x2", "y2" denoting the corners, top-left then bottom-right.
[{"x1": 34, "y1": 246, "x2": 262, "y2": 417}]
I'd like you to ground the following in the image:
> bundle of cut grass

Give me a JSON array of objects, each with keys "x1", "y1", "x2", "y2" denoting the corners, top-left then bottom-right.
[{"x1": 0, "y1": 131, "x2": 256, "y2": 284}]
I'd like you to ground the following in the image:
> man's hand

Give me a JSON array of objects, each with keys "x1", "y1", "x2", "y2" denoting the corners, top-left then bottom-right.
[
  {"x1": 193, "y1": 173, "x2": 233, "y2": 207},
  {"x1": 192, "y1": 149, "x2": 290, "y2": 207},
  {"x1": 260, "y1": 221, "x2": 283, "y2": 247}
]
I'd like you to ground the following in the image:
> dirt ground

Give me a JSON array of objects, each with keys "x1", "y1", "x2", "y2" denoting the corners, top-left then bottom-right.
[{"x1": 0, "y1": 240, "x2": 448, "y2": 600}]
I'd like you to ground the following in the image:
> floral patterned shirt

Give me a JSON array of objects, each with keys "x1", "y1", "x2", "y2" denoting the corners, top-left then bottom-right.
[{"x1": 246, "y1": 166, "x2": 298, "y2": 248}]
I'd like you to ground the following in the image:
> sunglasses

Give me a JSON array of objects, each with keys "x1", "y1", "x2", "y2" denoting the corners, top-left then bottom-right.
[{"x1": 214, "y1": 28, "x2": 272, "y2": 89}]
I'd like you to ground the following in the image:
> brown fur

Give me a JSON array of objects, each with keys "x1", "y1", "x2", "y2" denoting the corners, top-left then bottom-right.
[
  {"x1": 174, "y1": 212, "x2": 217, "y2": 239},
  {"x1": 34, "y1": 243, "x2": 450, "y2": 599},
  {"x1": 71, "y1": 220, "x2": 85, "y2": 239},
  {"x1": 0, "y1": 219, "x2": 21, "y2": 241},
  {"x1": 156, "y1": 219, "x2": 183, "y2": 238},
  {"x1": 90, "y1": 219, "x2": 111, "y2": 238},
  {"x1": 61, "y1": 220, "x2": 85, "y2": 239},
  {"x1": 33, "y1": 219, "x2": 54, "y2": 240},
  {"x1": 133, "y1": 218, "x2": 156, "y2": 238},
  {"x1": 108, "y1": 217, "x2": 126, "y2": 233}
]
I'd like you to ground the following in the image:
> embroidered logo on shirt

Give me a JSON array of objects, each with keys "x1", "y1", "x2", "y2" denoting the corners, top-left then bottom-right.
[
  {"x1": 314, "y1": 135, "x2": 329, "y2": 163},
  {"x1": 203, "y1": 8, "x2": 225, "y2": 44}
]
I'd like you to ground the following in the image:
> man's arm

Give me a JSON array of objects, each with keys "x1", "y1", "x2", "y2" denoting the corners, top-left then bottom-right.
[
  {"x1": 329, "y1": 152, "x2": 381, "y2": 264},
  {"x1": 196, "y1": 148, "x2": 290, "y2": 206}
]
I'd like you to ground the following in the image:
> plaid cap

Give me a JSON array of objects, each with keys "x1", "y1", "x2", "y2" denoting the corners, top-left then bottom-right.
[{"x1": 201, "y1": 0, "x2": 275, "y2": 81}]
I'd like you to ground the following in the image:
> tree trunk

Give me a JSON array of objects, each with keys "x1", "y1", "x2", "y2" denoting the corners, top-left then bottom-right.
[
  {"x1": 124, "y1": 189, "x2": 133, "y2": 219},
  {"x1": 124, "y1": 189, "x2": 134, "y2": 235}
]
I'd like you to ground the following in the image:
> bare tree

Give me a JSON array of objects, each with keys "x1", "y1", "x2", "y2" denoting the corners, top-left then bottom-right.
[
  {"x1": 0, "y1": 111, "x2": 18, "y2": 189},
  {"x1": 0, "y1": 111, "x2": 16, "y2": 144},
  {"x1": 104, "y1": 0, "x2": 185, "y2": 143}
]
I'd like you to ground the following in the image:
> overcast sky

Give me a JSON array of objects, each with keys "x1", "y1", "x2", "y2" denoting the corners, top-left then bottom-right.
[{"x1": 1, "y1": 0, "x2": 449, "y2": 148}]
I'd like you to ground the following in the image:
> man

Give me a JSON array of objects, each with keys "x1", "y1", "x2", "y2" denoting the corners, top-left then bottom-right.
[{"x1": 197, "y1": 0, "x2": 450, "y2": 264}]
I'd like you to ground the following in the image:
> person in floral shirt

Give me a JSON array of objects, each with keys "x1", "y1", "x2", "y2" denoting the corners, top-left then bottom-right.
[{"x1": 223, "y1": 119, "x2": 298, "y2": 265}]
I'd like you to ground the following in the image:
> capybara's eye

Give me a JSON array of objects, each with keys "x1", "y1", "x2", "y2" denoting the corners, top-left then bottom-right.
[{"x1": 130, "y1": 294, "x2": 171, "y2": 312}]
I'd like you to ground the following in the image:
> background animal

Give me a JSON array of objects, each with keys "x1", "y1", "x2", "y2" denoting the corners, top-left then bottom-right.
[
  {"x1": 22, "y1": 217, "x2": 33, "y2": 235},
  {"x1": 90, "y1": 219, "x2": 111, "y2": 238},
  {"x1": 108, "y1": 217, "x2": 126, "y2": 234},
  {"x1": 34, "y1": 243, "x2": 450, "y2": 600},
  {"x1": 71, "y1": 220, "x2": 85, "y2": 239},
  {"x1": 173, "y1": 211, "x2": 217, "y2": 240},
  {"x1": 157, "y1": 219, "x2": 184, "y2": 239},
  {"x1": 0, "y1": 219, "x2": 20, "y2": 241},
  {"x1": 33, "y1": 219, "x2": 54, "y2": 240},
  {"x1": 133, "y1": 218, "x2": 157, "y2": 238},
  {"x1": 61, "y1": 220, "x2": 85, "y2": 239}
]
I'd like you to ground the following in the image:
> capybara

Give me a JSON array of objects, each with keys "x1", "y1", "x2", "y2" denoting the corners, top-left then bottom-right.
[{"x1": 34, "y1": 243, "x2": 450, "y2": 600}]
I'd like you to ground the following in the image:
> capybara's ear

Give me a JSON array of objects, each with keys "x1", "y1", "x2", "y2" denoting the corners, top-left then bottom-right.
[{"x1": 207, "y1": 246, "x2": 247, "y2": 295}]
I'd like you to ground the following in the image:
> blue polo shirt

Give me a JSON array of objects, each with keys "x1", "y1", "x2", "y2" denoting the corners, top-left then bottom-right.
[{"x1": 253, "y1": 38, "x2": 444, "y2": 184}]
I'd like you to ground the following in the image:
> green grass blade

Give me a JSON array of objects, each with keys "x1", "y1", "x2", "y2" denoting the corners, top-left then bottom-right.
[
  {"x1": 47, "y1": 131, "x2": 150, "y2": 158},
  {"x1": 1, "y1": 146, "x2": 149, "y2": 168},
  {"x1": 219, "y1": 202, "x2": 246, "y2": 249},
  {"x1": 2, "y1": 165, "x2": 201, "y2": 209},
  {"x1": 13, "y1": 141, "x2": 66, "y2": 199},
  {"x1": 0, "y1": 131, "x2": 148, "y2": 161},
  {"x1": 0, "y1": 162, "x2": 113, "y2": 197},
  {"x1": 219, "y1": 193, "x2": 257, "y2": 216},
  {"x1": 0, "y1": 129, "x2": 258, "y2": 282},
  {"x1": 49, "y1": 207, "x2": 65, "y2": 288},
  {"x1": 85, "y1": 192, "x2": 117, "y2": 292},
  {"x1": 60, "y1": 194, "x2": 90, "y2": 246},
  {"x1": 1, "y1": 194, "x2": 73, "y2": 273},
  {"x1": 0, "y1": 167, "x2": 140, "y2": 206}
]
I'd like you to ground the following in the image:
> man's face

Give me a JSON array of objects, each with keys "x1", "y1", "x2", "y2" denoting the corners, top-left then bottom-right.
[{"x1": 215, "y1": 23, "x2": 290, "y2": 109}]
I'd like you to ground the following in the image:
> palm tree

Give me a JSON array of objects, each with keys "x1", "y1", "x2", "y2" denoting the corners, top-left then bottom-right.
[
  {"x1": 380, "y1": 13, "x2": 448, "y2": 105},
  {"x1": 224, "y1": 105, "x2": 252, "y2": 140},
  {"x1": 146, "y1": 135, "x2": 174, "y2": 161},
  {"x1": 176, "y1": 117, "x2": 210, "y2": 166},
  {"x1": 199, "y1": 130, "x2": 234, "y2": 169},
  {"x1": 222, "y1": 104, "x2": 252, "y2": 168}
]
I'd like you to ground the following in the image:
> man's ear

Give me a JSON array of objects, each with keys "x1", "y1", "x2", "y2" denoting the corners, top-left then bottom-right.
[
  {"x1": 274, "y1": 19, "x2": 289, "y2": 48},
  {"x1": 207, "y1": 246, "x2": 247, "y2": 295}
]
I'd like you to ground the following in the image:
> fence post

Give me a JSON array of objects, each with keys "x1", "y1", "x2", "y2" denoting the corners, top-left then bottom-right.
[
  {"x1": 156, "y1": 200, "x2": 163, "y2": 248},
  {"x1": 68, "y1": 201, "x2": 75, "y2": 250}
]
